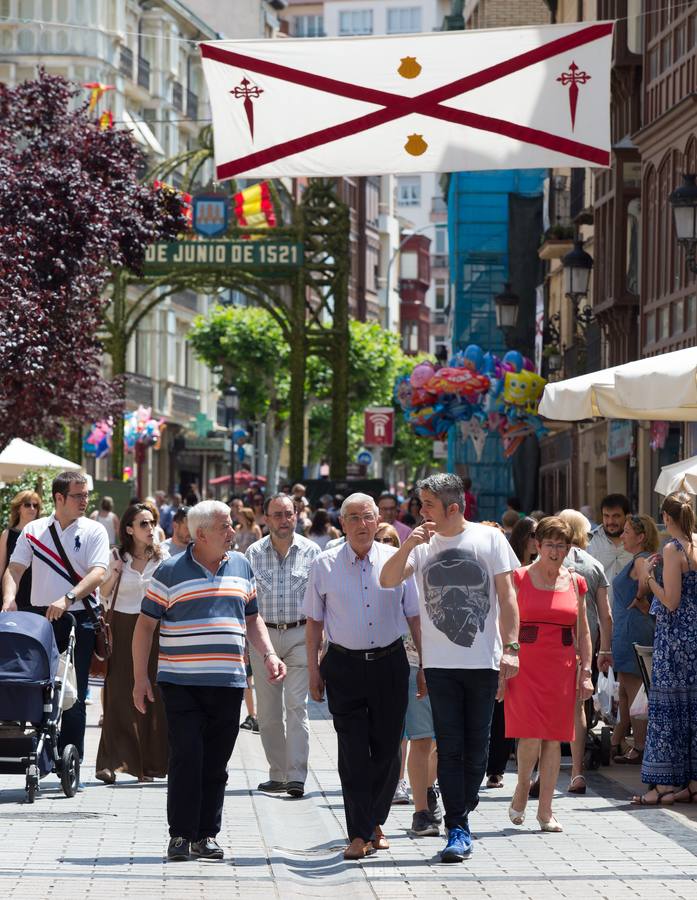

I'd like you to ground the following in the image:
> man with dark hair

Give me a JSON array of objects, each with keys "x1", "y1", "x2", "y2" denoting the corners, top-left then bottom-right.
[
  {"x1": 5, "y1": 470, "x2": 110, "y2": 765},
  {"x1": 378, "y1": 493, "x2": 411, "y2": 542},
  {"x1": 162, "y1": 507, "x2": 191, "y2": 557},
  {"x1": 380, "y1": 473, "x2": 520, "y2": 864},
  {"x1": 247, "y1": 493, "x2": 319, "y2": 798},
  {"x1": 588, "y1": 493, "x2": 633, "y2": 603}
]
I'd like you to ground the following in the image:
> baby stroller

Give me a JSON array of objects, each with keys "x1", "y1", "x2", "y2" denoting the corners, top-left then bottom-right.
[{"x1": 0, "y1": 611, "x2": 80, "y2": 803}]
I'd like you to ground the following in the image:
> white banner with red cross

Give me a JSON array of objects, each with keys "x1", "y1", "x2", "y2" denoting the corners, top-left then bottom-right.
[{"x1": 199, "y1": 21, "x2": 613, "y2": 180}]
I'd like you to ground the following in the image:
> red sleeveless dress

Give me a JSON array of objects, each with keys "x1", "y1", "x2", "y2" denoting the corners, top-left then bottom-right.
[{"x1": 504, "y1": 567, "x2": 586, "y2": 742}]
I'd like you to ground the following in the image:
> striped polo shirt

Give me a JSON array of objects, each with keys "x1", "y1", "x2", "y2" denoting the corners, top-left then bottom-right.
[{"x1": 141, "y1": 544, "x2": 258, "y2": 688}]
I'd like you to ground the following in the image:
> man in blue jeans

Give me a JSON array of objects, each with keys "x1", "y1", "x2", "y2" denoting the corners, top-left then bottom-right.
[{"x1": 381, "y1": 473, "x2": 520, "y2": 863}]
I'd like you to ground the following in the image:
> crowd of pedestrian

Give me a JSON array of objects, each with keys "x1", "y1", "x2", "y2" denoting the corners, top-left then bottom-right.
[{"x1": 0, "y1": 471, "x2": 695, "y2": 866}]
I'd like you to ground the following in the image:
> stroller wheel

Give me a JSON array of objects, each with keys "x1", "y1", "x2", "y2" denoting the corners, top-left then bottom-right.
[
  {"x1": 61, "y1": 745, "x2": 80, "y2": 798},
  {"x1": 25, "y1": 765, "x2": 39, "y2": 804}
]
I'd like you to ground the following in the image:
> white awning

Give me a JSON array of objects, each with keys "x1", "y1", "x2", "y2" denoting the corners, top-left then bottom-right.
[
  {"x1": 539, "y1": 347, "x2": 697, "y2": 422},
  {"x1": 0, "y1": 438, "x2": 92, "y2": 488},
  {"x1": 122, "y1": 110, "x2": 165, "y2": 156},
  {"x1": 655, "y1": 454, "x2": 697, "y2": 496}
]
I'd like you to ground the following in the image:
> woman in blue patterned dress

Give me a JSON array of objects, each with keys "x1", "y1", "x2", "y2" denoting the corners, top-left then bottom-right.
[{"x1": 633, "y1": 492, "x2": 697, "y2": 805}]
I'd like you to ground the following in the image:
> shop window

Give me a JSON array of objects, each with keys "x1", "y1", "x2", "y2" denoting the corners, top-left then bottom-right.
[
  {"x1": 645, "y1": 312, "x2": 656, "y2": 344},
  {"x1": 659, "y1": 305, "x2": 670, "y2": 340}
]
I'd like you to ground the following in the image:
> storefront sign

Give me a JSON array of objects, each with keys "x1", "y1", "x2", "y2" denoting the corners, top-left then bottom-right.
[
  {"x1": 144, "y1": 240, "x2": 304, "y2": 272},
  {"x1": 607, "y1": 419, "x2": 633, "y2": 460},
  {"x1": 364, "y1": 407, "x2": 394, "y2": 447}
]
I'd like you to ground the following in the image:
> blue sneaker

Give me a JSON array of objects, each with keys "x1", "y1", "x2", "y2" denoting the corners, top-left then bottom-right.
[{"x1": 441, "y1": 826, "x2": 472, "y2": 863}]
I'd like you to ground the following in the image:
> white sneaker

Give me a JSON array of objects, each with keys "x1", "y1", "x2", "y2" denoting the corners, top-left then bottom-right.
[{"x1": 392, "y1": 778, "x2": 410, "y2": 805}]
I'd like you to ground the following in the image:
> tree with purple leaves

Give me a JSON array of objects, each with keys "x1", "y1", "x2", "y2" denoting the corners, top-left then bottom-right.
[{"x1": 0, "y1": 70, "x2": 186, "y2": 449}]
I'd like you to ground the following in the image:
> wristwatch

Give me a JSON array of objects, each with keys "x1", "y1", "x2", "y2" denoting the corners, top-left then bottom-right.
[
  {"x1": 65, "y1": 591, "x2": 77, "y2": 605},
  {"x1": 504, "y1": 642, "x2": 520, "y2": 652}
]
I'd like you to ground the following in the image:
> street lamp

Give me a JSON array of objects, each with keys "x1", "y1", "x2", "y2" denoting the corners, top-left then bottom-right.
[
  {"x1": 669, "y1": 173, "x2": 697, "y2": 273},
  {"x1": 224, "y1": 384, "x2": 239, "y2": 498},
  {"x1": 562, "y1": 238, "x2": 594, "y2": 332},
  {"x1": 494, "y1": 282, "x2": 520, "y2": 341}
]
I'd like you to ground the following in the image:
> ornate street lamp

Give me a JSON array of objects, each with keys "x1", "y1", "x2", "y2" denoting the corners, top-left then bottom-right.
[
  {"x1": 562, "y1": 238, "x2": 594, "y2": 333},
  {"x1": 494, "y1": 282, "x2": 520, "y2": 336},
  {"x1": 224, "y1": 384, "x2": 240, "y2": 496},
  {"x1": 669, "y1": 173, "x2": 697, "y2": 274}
]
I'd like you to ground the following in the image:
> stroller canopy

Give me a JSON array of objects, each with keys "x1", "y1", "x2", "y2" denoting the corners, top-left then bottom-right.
[{"x1": 0, "y1": 612, "x2": 59, "y2": 684}]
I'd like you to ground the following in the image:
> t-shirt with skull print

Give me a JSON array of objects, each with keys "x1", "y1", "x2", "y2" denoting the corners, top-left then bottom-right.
[{"x1": 408, "y1": 524, "x2": 519, "y2": 670}]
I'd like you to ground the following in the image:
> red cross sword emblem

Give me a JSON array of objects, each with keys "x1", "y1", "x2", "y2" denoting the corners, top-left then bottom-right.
[
  {"x1": 556, "y1": 61, "x2": 591, "y2": 131},
  {"x1": 231, "y1": 77, "x2": 264, "y2": 140},
  {"x1": 202, "y1": 22, "x2": 612, "y2": 179}
]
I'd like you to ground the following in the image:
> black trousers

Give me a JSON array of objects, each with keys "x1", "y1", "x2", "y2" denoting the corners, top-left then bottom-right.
[
  {"x1": 50, "y1": 609, "x2": 96, "y2": 762},
  {"x1": 320, "y1": 643, "x2": 409, "y2": 842},
  {"x1": 487, "y1": 699, "x2": 514, "y2": 777},
  {"x1": 160, "y1": 683, "x2": 243, "y2": 841}
]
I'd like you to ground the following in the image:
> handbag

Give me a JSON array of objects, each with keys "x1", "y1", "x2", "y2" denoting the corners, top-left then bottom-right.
[
  {"x1": 89, "y1": 567, "x2": 121, "y2": 678},
  {"x1": 48, "y1": 523, "x2": 113, "y2": 673}
]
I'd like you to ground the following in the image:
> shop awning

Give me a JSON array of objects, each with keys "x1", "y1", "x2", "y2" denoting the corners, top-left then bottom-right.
[
  {"x1": 655, "y1": 453, "x2": 697, "y2": 496},
  {"x1": 539, "y1": 347, "x2": 697, "y2": 422},
  {"x1": 122, "y1": 110, "x2": 165, "y2": 156},
  {"x1": 0, "y1": 438, "x2": 92, "y2": 487}
]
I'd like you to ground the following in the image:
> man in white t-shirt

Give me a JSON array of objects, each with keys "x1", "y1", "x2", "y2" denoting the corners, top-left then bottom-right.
[
  {"x1": 381, "y1": 473, "x2": 520, "y2": 864},
  {"x1": 587, "y1": 493, "x2": 633, "y2": 604},
  {"x1": 3, "y1": 471, "x2": 110, "y2": 764}
]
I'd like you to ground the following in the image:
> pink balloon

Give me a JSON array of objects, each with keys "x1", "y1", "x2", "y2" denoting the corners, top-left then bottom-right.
[
  {"x1": 523, "y1": 357, "x2": 535, "y2": 371},
  {"x1": 410, "y1": 362, "x2": 436, "y2": 388}
]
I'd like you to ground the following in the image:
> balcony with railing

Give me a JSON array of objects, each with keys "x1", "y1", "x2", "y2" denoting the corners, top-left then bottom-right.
[
  {"x1": 125, "y1": 372, "x2": 154, "y2": 407},
  {"x1": 172, "y1": 80, "x2": 183, "y2": 111},
  {"x1": 171, "y1": 385, "x2": 201, "y2": 419},
  {"x1": 119, "y1": 45, "x2": 133, "y2": 79},
  {"x1": 137, "y1": 56, "x2": 150, "y2": 90}
]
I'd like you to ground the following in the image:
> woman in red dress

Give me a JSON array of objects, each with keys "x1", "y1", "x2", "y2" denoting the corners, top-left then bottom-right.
[{"x1": 505, "y1": 517, "x2": 594, "y2": 832}]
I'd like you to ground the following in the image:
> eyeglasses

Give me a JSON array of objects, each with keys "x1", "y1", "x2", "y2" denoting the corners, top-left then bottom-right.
[
  {"x1": 22, "y1": 501, "x2": 39, "y2": 509},
  {"x1": 629, "y1": 515, "x2": 645, "y2": 533},
  {"x1": 67, "y1": 492, "x2": 89, "y2": 502},
  {"x1": 344, "y1": 514, "x2": 378, "y2": 525},
  {"x1": 540, "y1": 541, "x2": 569, "y2": 552},
  {"x1": 269, "y1": 511, "x2": 295, "y2": 520},
  {"x1": 375, "y1": 537, "x2": 397, "y2": 545},
  {"x1": 136, "y1": 520, "x2": 155, "y2": 529}
]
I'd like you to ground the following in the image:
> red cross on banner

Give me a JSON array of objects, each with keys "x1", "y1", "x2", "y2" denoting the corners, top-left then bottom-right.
[{"x1": 200, "y1": 21, "x2": 613, "y2": 180}]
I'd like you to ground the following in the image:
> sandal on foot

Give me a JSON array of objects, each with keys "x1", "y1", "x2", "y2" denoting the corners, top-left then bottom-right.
[
  {"x1": 537, "y1": 815, "x2": 563, "y2": 832},
  {"x1": 486, "y1": 775, "x2": 504, "y2": 788},
  {"x1": 631, "y1": 788, "x2": 675, "y2": 806},
  {"x1": 615, "y1": 747, "x2": 643, "y2": 765},
  {"x1": 672, "y1": 787, "x2": 697, "y2": 803},
  {"x1": 568, "y1": 775, "x2": 586, "y2": 795}
]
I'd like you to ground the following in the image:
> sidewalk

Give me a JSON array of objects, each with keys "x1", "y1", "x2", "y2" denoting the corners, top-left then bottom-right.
[{"x1": 1, "y1": 694, "x2": 697, "y2": 899}]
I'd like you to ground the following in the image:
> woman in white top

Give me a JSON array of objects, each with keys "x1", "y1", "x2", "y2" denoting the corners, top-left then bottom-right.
[
  {"x1": 95, "y1": 503, "x2": 169, "y2": 784},
  {"x1": 90, "y1": 496, "x2": 120, "y2": 547},
  {"x1": 305, "y1": 508, "x2": 341, "y2": 550}
]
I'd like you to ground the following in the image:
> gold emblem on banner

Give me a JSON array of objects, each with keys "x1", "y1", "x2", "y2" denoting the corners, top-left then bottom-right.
[
  {"x1": 405, "y1": 134, "x2": 428, "y2": 156},
  {"x1": 398, "y1": 57, "x2": 421, "y2": 79}
]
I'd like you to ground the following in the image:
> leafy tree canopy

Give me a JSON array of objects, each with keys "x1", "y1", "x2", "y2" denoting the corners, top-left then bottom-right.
[{"x1": 0, "y1": 71, "x2": 185, "y2": 447}]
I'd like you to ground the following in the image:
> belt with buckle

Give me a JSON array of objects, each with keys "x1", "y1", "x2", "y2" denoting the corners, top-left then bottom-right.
[
  {"x1": 265, "y1": 619, "x2": 306, "y2": 630},
  {"x1": 329, "y1": 638, "x2": 403, "y2": 662}
]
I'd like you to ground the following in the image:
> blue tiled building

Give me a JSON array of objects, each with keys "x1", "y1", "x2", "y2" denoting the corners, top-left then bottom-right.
[{"x1": 446, "y1": 169, "x2": 546, "y2": 522}]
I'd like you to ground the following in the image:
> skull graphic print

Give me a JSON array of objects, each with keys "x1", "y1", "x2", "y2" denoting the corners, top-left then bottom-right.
[{"x1": 422, "y1": 549, "x2": 490, "y2": 647}]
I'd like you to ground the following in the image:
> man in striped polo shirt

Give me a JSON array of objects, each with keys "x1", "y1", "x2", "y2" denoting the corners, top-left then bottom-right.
[{"x1": 132, "y1": 500, "x2": 286, "y2": 862}]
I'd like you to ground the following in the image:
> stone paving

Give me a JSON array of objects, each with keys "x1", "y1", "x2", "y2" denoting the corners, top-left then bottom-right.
[{"x1": 1, "y1": 688, "x2": 697, "y2": 899}]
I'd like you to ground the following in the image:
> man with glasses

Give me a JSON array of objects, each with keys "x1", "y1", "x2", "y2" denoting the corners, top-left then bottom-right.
[
  {"x1": 246, "y1": 493, "x2": 320, "y2": 798},
  {"x1": 377, "y1": 492, "x2": 412, "y2": 543},
  {"x1": 4, "y1": 471, "x2": 110, "y2": 766},
  {"x1": 304, "y1": 493, "x2": 420, "y2": 860}
]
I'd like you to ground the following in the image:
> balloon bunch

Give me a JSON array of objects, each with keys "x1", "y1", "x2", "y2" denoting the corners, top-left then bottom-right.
[
  {"x1": 123, "y1": 406, "x2": 164, "y2": 453},
  {"x1": 395, "y1": 345, "x2": 548, "y2": 457},
  {"x1": 83, "y1": 419, "x2": 113, "y2": 459}
]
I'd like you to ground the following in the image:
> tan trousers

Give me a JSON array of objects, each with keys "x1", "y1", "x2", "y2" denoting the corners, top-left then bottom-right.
[{"x1": 249, "y1": 625, "x2": 310, "y2": 784}]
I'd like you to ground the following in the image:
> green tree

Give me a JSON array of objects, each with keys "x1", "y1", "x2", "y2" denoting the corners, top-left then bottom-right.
[{"x1": 189, "y1": 305, "x2": 290, "y2": 491}]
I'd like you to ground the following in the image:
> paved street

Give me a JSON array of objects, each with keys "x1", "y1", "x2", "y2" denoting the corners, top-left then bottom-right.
[{"x1": 2, "y1": 689, "x2": 697, "y2": 899}]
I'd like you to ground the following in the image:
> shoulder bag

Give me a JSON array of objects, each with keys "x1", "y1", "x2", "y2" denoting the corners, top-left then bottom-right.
[{"x1": 48, "y1": 523, "x2": 113, "y2": 671}]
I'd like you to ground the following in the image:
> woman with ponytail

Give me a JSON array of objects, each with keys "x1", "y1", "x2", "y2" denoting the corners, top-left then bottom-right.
[{"x1": 633, "y1": 492, "x2": 697, "y2": 804}]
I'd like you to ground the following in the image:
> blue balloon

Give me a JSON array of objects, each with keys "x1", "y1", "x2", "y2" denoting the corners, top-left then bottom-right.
[
  {"x1": 503, "y1": 350, "x2": 523, "y2": 372},
  {"x1": 463, "y1": 344, "x2": 484, "y2": 372},
  {"x1": 482, "y1": 352, "x2": 498, "y2": 376}
]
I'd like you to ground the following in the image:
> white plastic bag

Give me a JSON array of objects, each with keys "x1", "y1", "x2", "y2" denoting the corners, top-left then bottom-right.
[
  {"x1": 57, "y1": 651, "x2": 77, "y2": 711},
  {"x1": 594, "y1": 666, "x2": 617, "y2": 720},
  {"x1": 630, "y1": 684, "x2": 649, "y2": 720}
]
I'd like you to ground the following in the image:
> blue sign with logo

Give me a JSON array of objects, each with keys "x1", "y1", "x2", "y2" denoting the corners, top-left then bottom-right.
[
  {"x1": 357, "y1": 450, "x2": 373, "y2": 466},
  {"x1": 192, "y1": 193, "x2": 229, "y2": 237}
]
